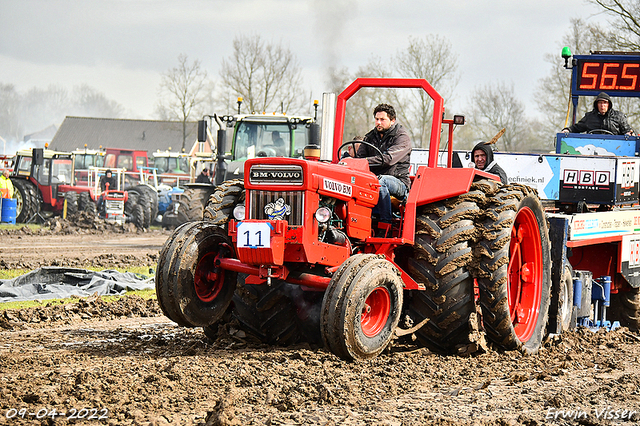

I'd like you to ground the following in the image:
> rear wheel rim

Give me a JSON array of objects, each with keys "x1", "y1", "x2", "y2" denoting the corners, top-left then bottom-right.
[
  {"x1": 508, "y1": 206, "x2": 543, "y2": 342},
  {"x1": 194, "y1": 252, "x2": 225, "y2": 303},
  {"x1": 361, "y1": 286, "x2": 391, "y2": 337},
  {"x1": 15, "y1": 190, "x2": 23, "y2": 215}
]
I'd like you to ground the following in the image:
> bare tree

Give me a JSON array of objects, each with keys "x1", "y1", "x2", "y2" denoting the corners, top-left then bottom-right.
[
  {"x1": 335, "y1": 35, "x2": 459, "y2": 147},
  {"x1": 393, "y1": 35, "x2": 459, "y2": 147},
  {"x1": 0, "y1": 84, "x2": 22, "y2": 143},
  {"x1": 72, "y1": 85, "x2": 124, "y2": 119},
  {"x1": 589, "y1": 0, "x2": 640, "y2": 50},
  {"x1": 534, "y1": 19, "x2": 612, "y2": 136},
  {"x1": 464, "y1": 82, "x2": 533, "y2": 152},
  {"x1": 20, "y1": 84, "x2": 70, "y2": 137},
  {"x1": 219, "y1": 35, "x2": 305, "y2": 115},
  {"x1": 156, "y1": 54, "x2": 209, "y2": 151},
  {"x1": 535, "y1": 17, "x2": 640, "y2": 136}
]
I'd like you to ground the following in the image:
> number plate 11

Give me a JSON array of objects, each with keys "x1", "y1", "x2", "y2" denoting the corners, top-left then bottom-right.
[{"x1": 237, "y1": 222, "x2": 272, "y2": 248}]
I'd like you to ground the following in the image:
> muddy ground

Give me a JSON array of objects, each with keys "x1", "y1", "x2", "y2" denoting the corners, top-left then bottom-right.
[{"x1": 1, "y1": 223, "x2": 640, "y2": 425}]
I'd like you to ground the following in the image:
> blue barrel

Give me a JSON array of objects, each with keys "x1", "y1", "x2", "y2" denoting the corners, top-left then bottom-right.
[{"x1": 1, "y1": 198, "x2": 17, "y2": 224}]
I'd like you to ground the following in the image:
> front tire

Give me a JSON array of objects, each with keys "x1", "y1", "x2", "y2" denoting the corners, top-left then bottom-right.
[
  {"x1": 155, "y1": 221, "x2": 238, "y2": 327},
  {"x1": 321, "y1": 254, "x2": 403, "y2": 361},
  {"x1": 476, "y1": 185, "x2": 551, "y2": 354}
]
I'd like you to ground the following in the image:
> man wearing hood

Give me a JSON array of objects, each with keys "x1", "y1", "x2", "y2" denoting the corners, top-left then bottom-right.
[
  {"x1": 562, "y1": 92, "x2": 634, "y2": 135},
  {"x1": 472, "y1": 142, "x2": 507, "y2": 184},
  {"x1": 357, "y1": 103, "x2": 411, "y2": 234}
]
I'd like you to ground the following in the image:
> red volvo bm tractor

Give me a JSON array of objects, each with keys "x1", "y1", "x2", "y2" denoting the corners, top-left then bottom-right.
[{"x1": 156, "y1": 78, "x2": 550, "y2": 361}]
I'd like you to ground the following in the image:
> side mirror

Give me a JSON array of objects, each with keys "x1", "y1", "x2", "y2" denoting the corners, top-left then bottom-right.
[
  {"x1": 197, "y1": 120, "x2": 207, "y2": 143},
  {"x1": 308, "y1": 123, "x2": 320, "y2": 146},
  {"x1": 33, "y1": 148, "x2": 44, "y2": 166}
]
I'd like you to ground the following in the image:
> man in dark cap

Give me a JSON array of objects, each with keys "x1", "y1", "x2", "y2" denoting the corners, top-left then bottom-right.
[
  {"x1": 471, "y1": 142, "x2": 507, "y2": 184},
  {"x1": 562, "y1": 92, "x2": 635, "y2": 136},
  {"x1": 195, "y1": 168, "x2": 211, "y2": 183}
]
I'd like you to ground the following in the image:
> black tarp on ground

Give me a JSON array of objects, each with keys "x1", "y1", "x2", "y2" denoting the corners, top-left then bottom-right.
[{"x1": 0, "y1": 267, "x2": 154, "y2": 303}]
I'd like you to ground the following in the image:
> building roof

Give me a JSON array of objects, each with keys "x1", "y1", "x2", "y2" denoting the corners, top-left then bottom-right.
[{"x1": 49, "y1": 116, "x2": 198, "y2": 153}]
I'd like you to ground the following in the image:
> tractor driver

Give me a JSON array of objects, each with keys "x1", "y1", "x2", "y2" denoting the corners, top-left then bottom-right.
[
  {"x1": 272, "y1": 131, "x2": 286, "y2": 156},
  {"x1": 562, "y1": 92, "x2": 635, "y2": 136},
  {"x1": 100, "y1": 169, "x2": 116, "y2": 192},
  {"x1": 357, "y1": 103, "x2": 412, "y2": 237}
]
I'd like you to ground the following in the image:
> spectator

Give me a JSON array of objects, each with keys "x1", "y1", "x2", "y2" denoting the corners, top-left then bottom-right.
[
  {"x1": 471, "y1": 142, "x2": 507, "y2": 184},
  {"x1": 195, "y1": 168, "x2": 211, "y2": 184},
  {"x1": 0, "y1": 169, "x2": 14, "y2": 198}
]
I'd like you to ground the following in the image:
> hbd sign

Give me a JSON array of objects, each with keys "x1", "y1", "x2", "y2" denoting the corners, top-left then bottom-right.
[{"x1": 562, "y1": 169, "x2": 610, "y2": 186}]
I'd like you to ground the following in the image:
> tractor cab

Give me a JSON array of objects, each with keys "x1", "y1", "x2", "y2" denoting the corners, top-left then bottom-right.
[
  {"x1": 11, "y1": 148, "x2": 74, "y2": 221},
  {"x1": 71, "y1": 147, "x2": 105, "y2": 186},
  {"x1": 213, "y1": 112, "x2": 317, "y2": 183}
]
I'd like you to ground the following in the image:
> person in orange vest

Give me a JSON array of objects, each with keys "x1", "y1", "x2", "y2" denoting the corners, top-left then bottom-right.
[{"x1": 0, "y1": 169, "x2": 14, "y2": 198}]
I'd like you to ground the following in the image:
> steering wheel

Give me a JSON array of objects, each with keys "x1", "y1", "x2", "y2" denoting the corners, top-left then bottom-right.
[
  {"x1": 338, "y1": 140, "x2": 383, "y2": 160},
  {"x1": 588, "y1": 129, "x2": 614, "y2": 135}
]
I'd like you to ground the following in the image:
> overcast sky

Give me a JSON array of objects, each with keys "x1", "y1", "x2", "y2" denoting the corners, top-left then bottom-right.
[{"x1": 0, "y1": 0, "x2": 608, "y2": 122}]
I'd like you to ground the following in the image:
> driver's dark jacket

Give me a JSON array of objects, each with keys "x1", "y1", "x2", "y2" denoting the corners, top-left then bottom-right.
[
  {"x1": 567, "y1": 105, "x2": 632, "y2": 135},
  {"x1": 100, "y1": 176, "x2": 116, "y2": 192},
  {"x1": 357, "y1": 123, "x2": 412, "y2": 189}
]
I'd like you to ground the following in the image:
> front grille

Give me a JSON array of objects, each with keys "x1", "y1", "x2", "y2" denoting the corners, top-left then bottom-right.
[
  {"x1": 249, "y1": 190, "x2": 304, "y2": 226},
  {"x1": 105, "y1": 200, "x2": 124, "y2": 210}
]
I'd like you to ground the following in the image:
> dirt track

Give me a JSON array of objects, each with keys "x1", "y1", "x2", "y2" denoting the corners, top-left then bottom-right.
[{"x1": 1, "y1": 228, "x2": 640, "y2": 425}]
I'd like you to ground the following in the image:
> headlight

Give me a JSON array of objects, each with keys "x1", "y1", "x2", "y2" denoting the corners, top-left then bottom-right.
[
  {"x1": 233, "y1": 205, "x2": 246, "y2": 221},
  {"x1": 315, "y1": 207, "x2": 332, "y2": 223}
]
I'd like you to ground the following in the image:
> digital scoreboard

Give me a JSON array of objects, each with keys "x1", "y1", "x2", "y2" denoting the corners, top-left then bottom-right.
[{"x1": 575, "y1": 56, "x2": 640, "y2": 95}]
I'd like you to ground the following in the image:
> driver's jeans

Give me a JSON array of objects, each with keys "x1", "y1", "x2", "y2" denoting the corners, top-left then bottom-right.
[{"x1": 376, "y1": 175, "x2": 408, "y2": 224}]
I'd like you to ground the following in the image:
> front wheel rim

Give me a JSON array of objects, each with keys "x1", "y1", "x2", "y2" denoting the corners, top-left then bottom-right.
[
  {"x1": 361, "y1": 286, "x2": 391, "y2": 337},
  {"x1": 508, "y1": 206, "x2": 543, "y2": 342},
  {"x1": 194, "y1": 252, "x2": 225, "y2": 303}
]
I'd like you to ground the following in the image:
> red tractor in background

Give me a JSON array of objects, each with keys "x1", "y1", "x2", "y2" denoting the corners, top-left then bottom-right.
[
  {"x1": 9, "y1": 148, "x2": 151, "y2": 228},
  {"x1": 156, "y1": 78, "x2": 550, "y2": 360}
]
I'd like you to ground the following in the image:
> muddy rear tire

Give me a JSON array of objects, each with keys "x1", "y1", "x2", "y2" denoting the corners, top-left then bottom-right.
[
  {"x1": 64, "y1": 192, "x2": 79, "y2": 217},
  {"x1": 138, "y1": 192, "x2": 152, "y2": 229},
  {"x1": 78, "y1": 192, "x2": 97, "y2": 215},
  {"x1": 475, "y1": 185, "x2": 551, "y2": 354},
  {"x1": 12, "y1": 179, "x2": 40, "y2": 223},
  {"x1": 155, "y1": 221, "x2": 237, "y2": 327},
  {"x1": 177, "y1": 186, "x2": 217, "y2": 225},
  {"x1": 321, "y1": 254, "x2": 403, "y2": 361},
  {"x1": 203, "y1": 179, "x2": 245, "y2": 227},
  {"x1": 405, "y1": 198, "x2": 480, "y2": 353},
  {"x1": 131, "y1": 204, "x2": 145, "y2": 229},
  {"x1": 232, "y1": 278, "x2": 305, "y2": 345},
  {"x1": 611, "y1": 287, "x2": 640, "y2": 331},
  {"x1": 558, "y1": 264, "x2": 575, "y2": 332},
  {"x1": 131, "y1": 184, "x2": 158, "y2": 222}
]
